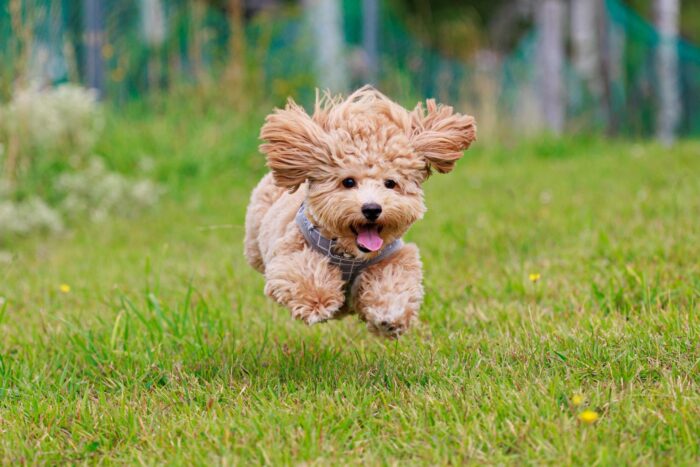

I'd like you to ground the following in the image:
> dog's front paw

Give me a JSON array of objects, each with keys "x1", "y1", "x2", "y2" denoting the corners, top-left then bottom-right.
[
  {"x1": 362, "y1": 307, "x2": 415, "y2": 339},
  {"x1": 366, "y1": 319, "x2": 408, "y2": 339},
  {"x1": 264, "y1": 274, "x2": 345, "y2": 326},
  {"x1": 289, "y1": 293, "x2": 344, "y2": 326}
]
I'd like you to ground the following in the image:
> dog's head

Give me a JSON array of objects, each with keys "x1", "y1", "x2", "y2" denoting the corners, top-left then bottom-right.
[{"x1": 260, "y1": 86, "x2": 476, "y2": 257}]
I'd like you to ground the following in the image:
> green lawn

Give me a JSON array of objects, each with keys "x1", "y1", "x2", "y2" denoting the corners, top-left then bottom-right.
[{"x1": 1, "y1": 107, "x2": 699, "y2": 464}]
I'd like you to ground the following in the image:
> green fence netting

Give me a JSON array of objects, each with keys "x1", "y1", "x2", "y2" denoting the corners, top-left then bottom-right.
[{"x1": 1, "y1": 0, "x2": 699, "y2": 136}]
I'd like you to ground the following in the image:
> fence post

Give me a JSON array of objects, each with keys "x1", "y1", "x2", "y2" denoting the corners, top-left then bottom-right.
[
  {"x1": 304, "y1": 0, "x2": 348, "y2": 93},
  {"x1": 571, "y1": 0, "x2": 602, "y2": 100},
  {"x1": 535, "y1": 0, "x2": 565, "y2": 134},
  {"x1": 225, "y1": 0, "x2": 246, "y2": 95},
  {"x1": 597, "y1": 0, "x2": 616, "y2": 135},
  {"x1": 362, "y1": 0, "x2": 378, "y2": 85},
  {"x1": 655, "y1": 0, "x2": 681, "y2": 145},
  {"x1": 83, "y1": 0, "x2": 105, "y2": 98},
  {"x1": 141, "y1": 0, "x2": 166, "y2": 92}
]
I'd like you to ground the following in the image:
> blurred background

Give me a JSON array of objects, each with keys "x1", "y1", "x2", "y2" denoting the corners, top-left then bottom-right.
[
  {"x1": 4, "y1": 3, "x2": 700, "y2": 460},
  {"x1": 0, "y1": 0, "x2": 698, "y2": 240},
  {"x1": 2, "y1": 0, "x2": 699, "y2": 137}
]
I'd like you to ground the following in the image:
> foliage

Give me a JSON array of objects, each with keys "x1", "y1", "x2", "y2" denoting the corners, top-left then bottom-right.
[
  {"x1": 0, "y1": 95, "x2": 698, "y2": 462},
  {"x1": 0, "y1": 85, "x2": 161, "y2": 242},
  {"x1": 2, "y1": 85, "x2": 103, "y2": 158},
  {"x1": 55, "y1": 158, "x2": 162, "y2": 223},
  {"x1": 0, "y1": 195, "x2": 63, "y2": 236},
  {"x1": 625, "y1": 0, "x2": 700, "y2": 42}
]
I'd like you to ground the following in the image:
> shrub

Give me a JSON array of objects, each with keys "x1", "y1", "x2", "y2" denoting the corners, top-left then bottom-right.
[
  {"x1": 0, "y1": 85, "x2": 161, "y2": 243},
  {"x1": 2, "y1": 85, "x2": 103, "y2": 161},
  {"x1": 56, "y1": 158, "x2": 162, "y2": 223}
]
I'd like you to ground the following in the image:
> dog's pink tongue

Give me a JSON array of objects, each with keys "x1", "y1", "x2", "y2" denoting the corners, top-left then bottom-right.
[{"x1": 357, "y1": 226, "x2": 383, "y2": 252}]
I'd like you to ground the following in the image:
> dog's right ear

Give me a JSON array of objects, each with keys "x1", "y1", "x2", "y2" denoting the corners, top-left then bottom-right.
[{"x1": 259, "y1": 100, "x2": 332, "y2": 191}]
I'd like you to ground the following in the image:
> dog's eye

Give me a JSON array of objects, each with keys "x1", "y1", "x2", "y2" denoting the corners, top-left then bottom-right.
[
  {"x1": 342, "y1": 178, "x2": 356, "y2": 189},
  {"x1": 384, "y1": 179, "x2": 397, "y2": 189}
]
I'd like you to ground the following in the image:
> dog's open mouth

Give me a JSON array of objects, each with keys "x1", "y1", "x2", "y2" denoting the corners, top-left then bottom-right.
[{"x1": 351, "y1": 224, "x2": 384, "y2": 252}]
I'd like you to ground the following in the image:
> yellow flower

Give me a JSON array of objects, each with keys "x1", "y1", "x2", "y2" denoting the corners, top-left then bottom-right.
[
  {"x1": 578, "y1": 410, "x2": 599, "y2": 424},
  {"x1": 59, "y1": 284, "x2": 71, "y2": 294},
  {"x1": 102, "y1": 43, "x2": 114, "y2": 59},
  {"x1": 110, "y1": 68, "x2": 126, "y2": 82},
  {"x1": 572, "y1": 394, "x2": 584, "y2": 406},
  {"x1": 529, "y1": 273, "x2": 541, "y2": 283}
]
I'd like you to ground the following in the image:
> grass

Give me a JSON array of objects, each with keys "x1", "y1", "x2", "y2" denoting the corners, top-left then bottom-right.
[{"x1": 0, "y1": 101, "x2": 699, "y2": 464}]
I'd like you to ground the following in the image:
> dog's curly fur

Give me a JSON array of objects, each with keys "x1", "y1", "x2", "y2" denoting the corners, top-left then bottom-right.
[{"x1": 244, "y1": 86, "x2": 476, "y2": 337}]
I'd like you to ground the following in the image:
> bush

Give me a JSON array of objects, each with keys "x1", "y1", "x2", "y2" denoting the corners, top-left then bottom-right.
[
  {"x1": 56, "y1": 158, "x2": 162, "y2": 223},
  {"x1": 2, "y1": 85, "x2": 103, "y2": 160},
  {"x1": 0, "y1": 84, "x2": 161, "y2": 243}
]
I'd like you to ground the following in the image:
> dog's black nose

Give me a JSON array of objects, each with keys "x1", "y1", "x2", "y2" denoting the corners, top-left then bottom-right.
[{"x1": 361, "y1": 203, "x2": 382, "y2": 221}]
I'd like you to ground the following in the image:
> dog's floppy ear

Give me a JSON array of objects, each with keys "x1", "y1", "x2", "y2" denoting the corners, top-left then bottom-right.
[
  {"x1": 410, "y1": 99, "x2": 476, "y2": 174},
  {"x1": 259, "y1": 99, "x2": 332, "y2": 191}
]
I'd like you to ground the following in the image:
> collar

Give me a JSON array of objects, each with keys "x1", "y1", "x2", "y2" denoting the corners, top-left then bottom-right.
[{"x1": 295, "y1": 203, "x2": 403, "y2": 283}]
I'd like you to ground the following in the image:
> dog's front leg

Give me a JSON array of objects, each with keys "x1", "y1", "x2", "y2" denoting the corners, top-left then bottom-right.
[
  {"x1": 264, "y1": 247, "x2": 346, "y2": 325},
  {"x1": 352, "y1": 244, "x2": 424, "y2": 338}
]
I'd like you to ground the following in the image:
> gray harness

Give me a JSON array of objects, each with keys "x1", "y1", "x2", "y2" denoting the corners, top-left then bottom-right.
[{"x1": 295, "y1": 203, "x2": 403, "y2": 284}]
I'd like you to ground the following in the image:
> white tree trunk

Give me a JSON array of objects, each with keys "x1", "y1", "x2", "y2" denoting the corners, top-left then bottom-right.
[
  {"x1": 655, "y1": 0, "x2": 681, "y2": 144},
  {"x1": 362, "y1": 0, "x2": 378, "y2": 84},
  {"x1": 140, "y1": 0, "x2": 166, "y2": 47},
  {"x1": 304, "y1": 0, "x2": 348, "y2": 93},
  {"x1": 83, "y1": 0, "x2": 105, "y2": 97},
  {"x1": 536, "y1": 0, "x2": 565, "y2": 134},
  {"x1": 140, "y1": 0, "x2": 166, "y2": 91},
  {"x1": 570, "y1": 0, "x2": 601, "y2": 97}
]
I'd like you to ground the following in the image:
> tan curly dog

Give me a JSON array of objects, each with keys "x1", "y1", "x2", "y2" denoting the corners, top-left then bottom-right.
[{"x1": 245, "y1": 86, "x2": 476, "y2": 338}]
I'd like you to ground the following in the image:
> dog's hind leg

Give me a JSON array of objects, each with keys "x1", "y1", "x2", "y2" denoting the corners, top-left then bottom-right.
[
  {"x1": 352, "y1": 243, "x2": 424, "y2": 338},
  {"x1": 244, "y1": 173, "x2": 285, "y2": 273}
]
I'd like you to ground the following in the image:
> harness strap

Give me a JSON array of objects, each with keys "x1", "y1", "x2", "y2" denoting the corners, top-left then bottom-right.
[{"x1": 295, "y1": 203, "x2": 403, "y2": 284}]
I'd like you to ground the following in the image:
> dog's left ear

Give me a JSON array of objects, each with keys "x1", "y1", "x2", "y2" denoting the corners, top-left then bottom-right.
[
  {"x1": 260, "y1": 99, "x2": 332, "y2": 191},
  {"x1": 410, "y1": 99, "x2": 477, "y2": 174}
]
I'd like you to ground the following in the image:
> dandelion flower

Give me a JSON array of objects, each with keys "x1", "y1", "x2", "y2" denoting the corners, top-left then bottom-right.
[
  {"x1": 578, "y1": 410, "x2": 599, "y2": 424},
  {"x1": 102, "y1": 43, "x2": 114, "y2": 59},
  {"x1": 572, "y1": 394, "x2": 584, "y2": 407},
  {"x1": 59, "y1": 284, "x2": 71, "y2": 294},
  {"x1": 529, "y1": 273, "x2": 541, "y2": 283}
]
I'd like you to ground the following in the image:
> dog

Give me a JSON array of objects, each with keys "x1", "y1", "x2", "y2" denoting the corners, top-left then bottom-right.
[{"x1": 244, "y1": 86, "x2": 476, "y2": 338}]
